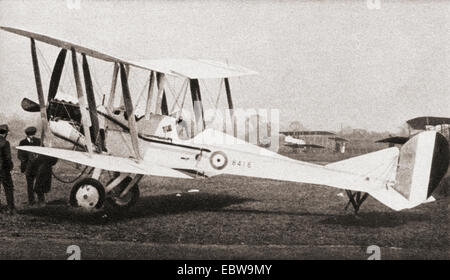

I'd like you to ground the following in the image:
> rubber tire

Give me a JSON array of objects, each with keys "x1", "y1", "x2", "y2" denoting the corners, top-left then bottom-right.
[
  {"x1": 105, "y1": 176, "x2": 140, "y2": 210},
  {"x1": 70, "y1": 177, "x2": 106, "y2": 209}
]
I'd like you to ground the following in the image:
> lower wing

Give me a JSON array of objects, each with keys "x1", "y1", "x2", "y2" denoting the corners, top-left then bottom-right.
[{"x1": 16, "y1": 146, "x2": 192, "y2": 179}]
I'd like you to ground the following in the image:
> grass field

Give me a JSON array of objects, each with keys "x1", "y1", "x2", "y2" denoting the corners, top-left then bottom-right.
[{"x1": 0, "y1": 146, "x2": 448, "y2": 259}]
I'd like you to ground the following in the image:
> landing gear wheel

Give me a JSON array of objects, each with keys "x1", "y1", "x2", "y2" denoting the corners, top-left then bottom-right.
[
  {"x1": 106, "y1": 176, "x2": 140, "y2": 210},
  {"x1": 70, "y1": 178, "x2": 106, "y2": 210}
]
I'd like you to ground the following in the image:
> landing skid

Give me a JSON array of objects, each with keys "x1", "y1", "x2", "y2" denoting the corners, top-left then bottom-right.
[{"x1": 344, "y1": 190, "x2": 369, "y2": 215}]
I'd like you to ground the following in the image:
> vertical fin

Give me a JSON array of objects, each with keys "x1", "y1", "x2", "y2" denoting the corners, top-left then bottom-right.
[
  {"x1": 371, "y1": 131, "x2": 449, "y2": 211},
  {"x1": 427, "y1": 133, "x2": 449, "y2": 197}
]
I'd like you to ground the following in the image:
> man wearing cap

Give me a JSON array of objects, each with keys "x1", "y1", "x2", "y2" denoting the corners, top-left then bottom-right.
[
  {"x1": 0, "y1": 124, "x2": 16, "y2": 214},
  {"x1": 18, "y1": 126, "x2": 41, "y2": 206}
]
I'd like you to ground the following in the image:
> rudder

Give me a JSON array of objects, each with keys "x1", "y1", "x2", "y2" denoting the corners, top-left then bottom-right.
[
  {"x1": 394, "y1": 131, "x2": 449, "y2": 204},
  {"x1": 372, "y1": 131, "x2": 449, "y2": 210}
]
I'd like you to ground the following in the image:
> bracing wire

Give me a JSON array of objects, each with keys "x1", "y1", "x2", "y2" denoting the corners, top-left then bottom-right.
[
  {"x1": 200, "y1": 79, "x2": 216, "y2": 109},
  {"x1": 213, "y1": 78, "x2": 224, "y2": 110},
  {"x1": 168, "y1": 78, "x2": 189, "y2": 113},
  {"x1": 134, "y1": 77, "x2": 150, "y2": 111},
  {"x1": 178, "y1": 79, "x2": 189, "y2": 113},
  {"x1": 165, "y1": 77, "x2": 182, "y2": 110}
]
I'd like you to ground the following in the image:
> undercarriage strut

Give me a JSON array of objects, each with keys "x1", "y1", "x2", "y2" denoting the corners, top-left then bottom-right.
[{"x1": 344, "y1": 190, "x2": 369, "y2": 215}]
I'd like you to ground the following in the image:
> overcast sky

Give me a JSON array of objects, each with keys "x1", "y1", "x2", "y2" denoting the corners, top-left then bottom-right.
[{"x1": 0, "y1": 0, "x2": 449, "y2": 132}]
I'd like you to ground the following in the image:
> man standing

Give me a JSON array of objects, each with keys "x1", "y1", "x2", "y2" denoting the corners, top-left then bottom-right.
[
  {"x1": 18, "y1": 126, "x2": 41, "y2": 206},
  {"x1": 33, "y1": 154, "x2": 57, "y2": 206},
  {"x1": 0, "y1": 124, "x2": 16, "y2": 214}
]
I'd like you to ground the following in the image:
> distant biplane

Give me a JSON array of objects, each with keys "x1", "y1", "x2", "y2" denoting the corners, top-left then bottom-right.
[
  {"x1": 283, "y1": 135, "x2": 325, "y2": 150},
  {"x1": 280, "y1": 131, "x2": 348, "y2": 153},
  {"x1": 2, "y1": 26, "x2": 449, "y2": 214},
  {"x1": 377, "y1": 117, "x2": 450, "y2": 146}
]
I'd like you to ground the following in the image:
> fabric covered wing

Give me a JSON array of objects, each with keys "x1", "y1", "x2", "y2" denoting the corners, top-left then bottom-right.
[
  {"x1": 131, "y1": 59, "x2": 258, "y2": 79},
  {"x1": 0, "y1": 26, "x2": 257, "y2": 79},
  {"x1": 16, "y1": 146, "x2": 192, "y2": 179}
]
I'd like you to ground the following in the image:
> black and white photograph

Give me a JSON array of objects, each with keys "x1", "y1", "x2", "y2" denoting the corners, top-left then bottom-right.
[{"x1": 0, "y1": 0, "x2": 449, "y2": 263}]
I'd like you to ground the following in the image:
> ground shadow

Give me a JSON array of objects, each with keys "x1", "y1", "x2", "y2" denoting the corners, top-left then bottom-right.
[
  {"x1": 216, "y1": 208, "x2": 333, "y2": 218},
  {"x1": 318, "y1": 211, "x2": 431, "y2": 228},
  {"x1": 211, "y1": 208, "x2": 430, "y2": 228},
  {"x1": 19, "y1": 192, "x2": 252, "y2": 225},
  {"x1": 112, "y1": 192, "x2": 253, "y2": 221},
  {"x1": 18, "y1": 193, "x2": 433, "y2": 228}
]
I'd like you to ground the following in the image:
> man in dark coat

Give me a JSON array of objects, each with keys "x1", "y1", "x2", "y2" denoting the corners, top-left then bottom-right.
[
  {"x1": 34, "y1": 155, "x2": 57, "y2": 202},
  {"x1": 0, "y1": 124, "x2": 16, "y2": 214},
  {"x1": 18, "y1": 126, "x2": 41, "y2": 205}
]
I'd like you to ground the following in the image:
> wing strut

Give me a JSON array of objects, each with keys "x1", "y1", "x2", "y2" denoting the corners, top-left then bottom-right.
[
  {"x1": 156, "y1": 73, "x2": 169, "y2": 115},
  {"x1": 190, "y1": 79, "x2": 205, "y2": 131},
  {"x1": 107, "y1": 62, "x2": 119, "y2": 111},
  {"x1": 161, "y1": 92, "x2": 168, "y2": 116},
  {"x1": 82, "y1": 54, "x2": 100, "y2": 150},
  {"x1": 224, "y1": 78, "x2": 234, "y2": 117},
  {"x1": 155, "y1": 72, "x2": 166, "y2": 115},
  {"x1": 119, "y1": 65, "x2": 130, "y2": 108},
  {"x1": 344, "y1": 190, "x2": 369, "y2": 215},
  {"x1": 71, "y1": 49, "x2": 93, "y2": 155},
  {"x1": 30, "y1": 38, "x2": 49, "y2": 147},
  {"x1": 119, "y1": 63, "x2": 142, "y2": 161},
  {"x1": 145, "y1": 71, "x2": 155, "y2": 120}
]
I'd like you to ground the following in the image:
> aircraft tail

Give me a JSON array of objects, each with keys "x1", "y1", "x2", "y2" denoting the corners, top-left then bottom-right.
[{"x1": 328, "y1": 131, "x2": 449, "y2": 211}]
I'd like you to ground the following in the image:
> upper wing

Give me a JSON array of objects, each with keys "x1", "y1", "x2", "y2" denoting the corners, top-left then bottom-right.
[
  {"x1": 16, "y1": 146, "x2": 192, "y2": 179},
  {"x1": 1, "y1": 26, "x2": 257, "y2": 79},
  {"x1": 407, "y1": 116, "x2": 450, "y2": 130},
  {"x1": 1, "y1": 26, "x2": 126, "y2": 64},
  {"x1": 130, "y1": 59, "x2": 258, "y2": 79}
]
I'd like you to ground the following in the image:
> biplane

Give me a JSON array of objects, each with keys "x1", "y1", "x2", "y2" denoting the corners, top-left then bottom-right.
[
  {"x1": 280, "y1": 131, "x2": 349, "y2": 153},
  {"x1": 377, "y1": 117, "x2": 450, "y2": 146},
  {"x1": 282, "y1": 135, "x2": 325, "y2": 152},
  {"x1": 1, "y1": 26, "x2": 448, "y2": 214}
]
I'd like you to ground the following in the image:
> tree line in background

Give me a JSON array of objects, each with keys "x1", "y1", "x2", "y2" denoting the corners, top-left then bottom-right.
[{"x1": 288, "y1": 121, "x2": 398, "y2": 140}]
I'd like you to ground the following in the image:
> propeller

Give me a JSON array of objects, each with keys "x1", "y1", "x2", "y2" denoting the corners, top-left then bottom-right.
[
  {"x1": 22, "y1": 48, "x2": 67, "y2": 116},
  {"x1": 48, "y1": 49, "x2": 67, "y2": 102},
  {"x1": 21, "y1": 97, "x2": 40, "y2": 112}
]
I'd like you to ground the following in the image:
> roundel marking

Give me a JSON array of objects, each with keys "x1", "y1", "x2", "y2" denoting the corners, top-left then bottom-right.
[{"x1": 210, "y1": 151, "x2": 228, "y2": 170}]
